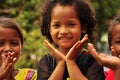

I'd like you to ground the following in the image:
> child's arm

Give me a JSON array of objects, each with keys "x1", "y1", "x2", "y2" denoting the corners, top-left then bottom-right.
[
  {"x1": 65, "y1": 60, "x2": 88, "y2": 80},
  {"x1": 43, "y1": 35, "x2": 89, "y2": 80},
  {"x1": 88, "y1": 43, "x2": 120, "y2": 80},
  {"x1": 44, "y1": 40, "x2": 65, "y2": 80},
  {"x1": 65, "y1": 34, "x2": 88, "y2": 80}
]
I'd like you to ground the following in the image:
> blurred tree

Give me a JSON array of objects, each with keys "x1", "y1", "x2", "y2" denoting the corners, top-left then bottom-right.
[{"x1": 91, "y1": 0, "x2": 120, "y2": 36}]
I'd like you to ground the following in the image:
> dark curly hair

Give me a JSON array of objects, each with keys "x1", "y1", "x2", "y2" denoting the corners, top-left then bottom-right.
[
  {"x1": 40, "y1": 0, "x2": 98, "y2": 44},
  {"x1": 108, "y1": 16, "x2": 120, "y2": 47}
]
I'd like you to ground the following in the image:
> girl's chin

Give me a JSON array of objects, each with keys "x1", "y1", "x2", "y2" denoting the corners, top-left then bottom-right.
[{"x1": 60, "y1": 45, "x2": 73, "y2": 49}]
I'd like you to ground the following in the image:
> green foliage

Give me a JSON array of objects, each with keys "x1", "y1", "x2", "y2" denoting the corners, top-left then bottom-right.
[{"x1": 91, "y1": 0, "x2": 120, "y2": 34}]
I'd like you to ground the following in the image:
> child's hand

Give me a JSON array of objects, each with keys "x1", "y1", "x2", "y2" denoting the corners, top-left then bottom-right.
[
  {"x1": 0, "y1": 52, "x2": 16, "y2": 80},
  {"x1": 44, "y1": 34, "x2": 88, "y2": 62},
  {"x1": 66, "y1": 34, "x2": 88, "y2": 61},
  {"x1": 44, "y1": 40, "x2": 65, "y2": 62},
  {"x1": 0, "y1": 54, "x2": 13, "y2": 79},
  {"x1": 88, "y1": 43, "x2": 120, "y2": 70}
]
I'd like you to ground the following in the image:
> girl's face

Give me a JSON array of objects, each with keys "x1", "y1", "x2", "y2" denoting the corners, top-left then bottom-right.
[
  {"x1": 49, "y1": 5, "x2": 86, "y2": 53},
  {"x1": 0, "y1": 27, "x2": 22, "y2": 65},
  {"x1": 111, "y1": 25, "x2": 120, "y2": 57}
]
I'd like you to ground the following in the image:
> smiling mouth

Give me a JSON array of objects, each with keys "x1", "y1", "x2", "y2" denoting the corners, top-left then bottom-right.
[{"x1": 58, "y1": 37, "x2": 72, "y2": 42}]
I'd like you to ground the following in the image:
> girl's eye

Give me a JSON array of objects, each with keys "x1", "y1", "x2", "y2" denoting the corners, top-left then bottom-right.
[
  {"x1": 115, "y1": 40, "x2": 120, "y2": 44},
  {"x1": 0, "y1": 41, "x2": 5, "y2": 46},
  {"x1": 11, "y1": 41, "x2": 20, "y2": 46},
  {"x1": 52, "y1": 24, "x2": 60, "y2": 29},
  {"x1": 68, "y1": 23, "x2": 76, "y2": 27}
]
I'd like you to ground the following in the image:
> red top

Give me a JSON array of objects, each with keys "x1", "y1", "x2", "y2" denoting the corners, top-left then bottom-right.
[{"x1": 106, "y1": 69, "x2": 114, "y2": 80}]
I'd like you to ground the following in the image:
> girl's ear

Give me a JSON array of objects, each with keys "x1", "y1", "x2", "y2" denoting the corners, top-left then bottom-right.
[
  {"x1": 110, "y1": 46, "x2": 117, "y2": 56},
  {"x1": 82, "y1": 25, "x2": 87, "y2": 34}
]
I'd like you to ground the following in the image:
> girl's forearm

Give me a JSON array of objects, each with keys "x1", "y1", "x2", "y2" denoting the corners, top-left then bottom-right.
[
  {"x1": 66, "y1": 60, "x2": 88, "y2": 80},
  {"x1": 48, "y1": 61, "x2": 65, "y2": 80}
]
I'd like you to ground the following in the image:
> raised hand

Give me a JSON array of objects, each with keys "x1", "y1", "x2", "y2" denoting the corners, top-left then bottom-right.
[
  {"x1": 87, "y1": 43, "x2": 120, "y2": 70},
  {"x1": 0, "y1": 52, "x2": 16, "y2": 80},
  {"x1": 66, "y1": 34, "x2": 88, "y2": 61},
  {"x1": 44, "y1": 34, "x2": 89, "y2": 80},
  {"x1": 44, "y1": 40, "x2": 65, "y2": 61},
  {"x1": 44, "y1": 34, "x2": 88, "y2": 62}
]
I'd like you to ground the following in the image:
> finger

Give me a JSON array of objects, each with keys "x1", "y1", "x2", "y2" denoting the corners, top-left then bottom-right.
[
  {"x1": 87, "y1": 43, "x2": 100, "y2": 60},
  {"x1": 66, "y1": 36, "x2": 88, "y2": 60},
  {"x1": 44, "y1": 40, "x2": 57, "y2": 55},
  {"x1": 44, "y1": 40, "x2": 65, "y2": 60},
  {"x1": 80, "y1": 34, "x2": 88, "y2": 46},
  {"x1": 6, "y1": 64, "x2": 13, "y2": 79},
  {"x1": 67, "y1": 41, "x2": 81, "y2": 59},
  {"x1": 0, "y1": 62, "x2": 13, "y2": 78},
  {"x1": 71, "y1": 34, "x2": 88, "y2": 51},
  {"x1": 3, "y1": 63, "x2": 13, "y2": 79},
  {"x1": 8, "y1": 52, "x2": 17, "y2": 64},
  {"x1": 2, "y1": 54, "x2": 7, "y2": 62},
  {"x1": 13, "y1": 57, "x2": 17, "y2": 63},
  {"x1": 9, "y1": 51, "x2": 15, "y2": 56},
  {"x1": 1, "y1": 55, "x2": 10, "y2": 70}
]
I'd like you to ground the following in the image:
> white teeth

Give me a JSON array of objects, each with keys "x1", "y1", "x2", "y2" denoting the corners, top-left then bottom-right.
[
  {"x1": 59, "y1": 37, "x2": 70, "y2": 40},
  {"x1": 60, "y1": 38, "x2": 68, "y2": 40}
]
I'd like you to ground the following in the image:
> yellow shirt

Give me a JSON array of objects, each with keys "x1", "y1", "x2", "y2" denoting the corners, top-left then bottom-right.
[
  {"x1": 15, "y1": 68, "x2": 37, "y2": 80},
  {"x1": 67, "y1": 78, "x2": 70, "y2": 80}
]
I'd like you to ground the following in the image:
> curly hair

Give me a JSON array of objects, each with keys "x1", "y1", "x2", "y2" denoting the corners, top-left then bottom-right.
[
  {"x1": 40, "y1": 0, "x2": 98, "y2": 43},
  {"x1": 108, "y1": 16, "x2": 120, "y2": 46}
]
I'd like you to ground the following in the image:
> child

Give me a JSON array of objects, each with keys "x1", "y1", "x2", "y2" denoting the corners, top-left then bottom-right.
[
  {"x1": 37, "y1": 0, "x2": 105, "y2": 80},
  {"x1": 88, "y1": 16, "x2": 120, "y2": 80},
  {"x1": 0, "y1": 17, "x2": 37, "y2": 80}
]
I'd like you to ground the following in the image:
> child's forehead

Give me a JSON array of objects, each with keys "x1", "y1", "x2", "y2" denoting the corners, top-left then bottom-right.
[
  {"x1": 113, "y1": 24, "x2": 120, "y2": 30},
  {"x1": 109, "y1": 24, "x2": 120, "y2": 32},
  {"x1": 111, "y1": 25, "x2": 120, "y2": 35},
  {"x1": 0, "y1": 27, "x2": 18, "y2": 36}
]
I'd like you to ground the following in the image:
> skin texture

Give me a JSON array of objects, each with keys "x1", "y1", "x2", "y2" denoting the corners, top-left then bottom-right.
[{"x1": 0, "y1": 27, "x2": 22, "y2": 80}]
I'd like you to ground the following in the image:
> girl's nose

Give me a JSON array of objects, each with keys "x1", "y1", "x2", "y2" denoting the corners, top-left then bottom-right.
[
  {"x1": 4, "y1": 48, "x2": 12, "y2": 51},
  {"x1": 59, "y1": 27, "x2": 69, "y2": 35},
  {"x1": 3, "y1": 47, "x2": 13, "y2": 53},
  {"x1": 3, "y1": 48, "x2": 13, "y2": 57}
]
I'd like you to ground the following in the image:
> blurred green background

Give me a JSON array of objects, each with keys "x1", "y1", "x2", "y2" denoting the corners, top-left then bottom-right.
[{"x1": 0, "y1": 0, "x2": 120, "y2": 69}]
